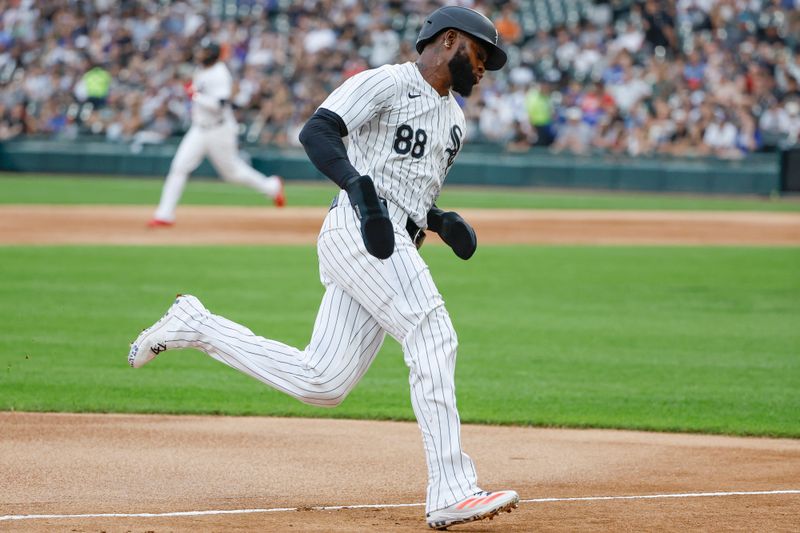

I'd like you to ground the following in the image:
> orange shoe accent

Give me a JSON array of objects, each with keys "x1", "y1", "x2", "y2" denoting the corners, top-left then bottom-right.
[
  {"x1": 147, "y1": 219, "x2": 174, "y2": 228},
  {"x1": 273, "y1": 176, "x2": 286, "y2": 207},
  {"x1": 468, "y1": 492, "x2": 504, "y2": 508},
  {"x1": 456, "y1": 497, "x2": 479, "y2": 510}
]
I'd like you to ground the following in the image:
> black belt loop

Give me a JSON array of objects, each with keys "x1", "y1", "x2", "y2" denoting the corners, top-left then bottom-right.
[{"x1": 406, "y1": 217, "x2": 425, "y2": 245}]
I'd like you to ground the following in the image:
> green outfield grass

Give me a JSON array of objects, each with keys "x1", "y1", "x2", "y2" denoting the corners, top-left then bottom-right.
[
  {"x1": 1, "y1": 245, "x2": 797, "y2": 437},
  {"x1": 2, "y1": 173, "x2": 799, "y2": 211}
]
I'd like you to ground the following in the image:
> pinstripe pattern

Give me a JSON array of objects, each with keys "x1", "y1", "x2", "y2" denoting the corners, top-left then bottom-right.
[
  {"x1": 165, "y1": 290, "x2": 385, "y2": 407},
  {"x1": 318, "y1": 62, "x2": 466, "y2": 228},
  {"x1": 155, "y1": 195, "x2": 481, "y2": 511},
  {"x1": 144, "y1": 60, "x2": 483, "y2": 514},
  {"x1": 318, "y1": 196, "x2": 479, "y2": 510}
]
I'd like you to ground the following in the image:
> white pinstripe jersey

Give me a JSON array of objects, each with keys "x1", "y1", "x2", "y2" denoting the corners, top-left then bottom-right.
[
  {"x1": 191, "y1": 62, "x2": 235, "y2": 128},
  {"x1": 318, "y1": 62, "x2": 466, "y2": 227}
]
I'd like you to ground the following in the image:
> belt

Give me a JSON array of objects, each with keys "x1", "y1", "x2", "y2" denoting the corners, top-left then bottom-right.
[{"x1": 330, "y1": 193, "x2": 425, "y2": 247}]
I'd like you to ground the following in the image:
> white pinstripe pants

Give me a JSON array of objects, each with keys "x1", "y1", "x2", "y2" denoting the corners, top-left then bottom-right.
[{"x1": 176, "y1": 191, "x2": 479, "y2": 512}]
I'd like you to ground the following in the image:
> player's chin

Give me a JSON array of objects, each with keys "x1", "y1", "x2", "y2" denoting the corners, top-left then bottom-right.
[{"x1": 453, "y1": 80, "x2": 478, "y2": 97}]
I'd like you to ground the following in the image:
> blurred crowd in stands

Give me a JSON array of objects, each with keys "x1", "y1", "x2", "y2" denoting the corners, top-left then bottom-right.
[{"x1": 1, "y1": 0, "x2": 799, "y2": 159}]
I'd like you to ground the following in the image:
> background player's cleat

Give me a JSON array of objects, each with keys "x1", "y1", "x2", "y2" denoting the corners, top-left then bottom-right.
[
  {"x1": 272, "y1": 175, "x2": 286, "y2": 207},
  {"x1": 147, "y1": 218, "x2": 174, "y2": 228},
  {"x1": 426, "y1": 490, "x2": 519, "y2": 530},
  {"x1": 128, "y1": 294, "x2": 208, "y2": 368}
]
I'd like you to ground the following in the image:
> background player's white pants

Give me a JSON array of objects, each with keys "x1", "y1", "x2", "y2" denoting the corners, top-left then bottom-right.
[
  {"x1": 169, "y1": 192, "x2": 480, "y2": 513},
  {"x1": 153, "y1": 121, "x2": 281, "y2": 222}
]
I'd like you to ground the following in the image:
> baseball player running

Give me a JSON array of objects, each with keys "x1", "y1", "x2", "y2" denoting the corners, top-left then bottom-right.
[
  {"x1": 129, "y1": 7, "x2": 518, "y2": 529},
  {"x1": 148, "y1": 38, "x2": 285, "y2": 227}
]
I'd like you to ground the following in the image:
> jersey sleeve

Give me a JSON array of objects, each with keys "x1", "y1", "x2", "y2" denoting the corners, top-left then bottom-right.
[{"x1": 318, "y1": 66, "x2": 396, "y2": 135}]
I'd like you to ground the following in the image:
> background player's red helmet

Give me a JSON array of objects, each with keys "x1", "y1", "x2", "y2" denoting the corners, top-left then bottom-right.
[{"x1": 416, "y1": 6, "x2": 507, "y2": 71}]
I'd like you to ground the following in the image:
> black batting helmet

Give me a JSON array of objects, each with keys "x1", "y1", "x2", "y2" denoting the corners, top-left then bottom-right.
[
  {"x1": 198, "y1": 37, "x2": 221, "y2": 66},
  {"x1": 416, "y1": 6, "x2": 507, "y2": 71}
]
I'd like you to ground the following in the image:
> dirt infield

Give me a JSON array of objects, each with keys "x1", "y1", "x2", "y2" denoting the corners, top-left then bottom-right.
[
  {"x1": 1, "y1": 413, "x2": 799, "y2": 531},
  {"x1": 2, "y1": 205, "x2": 799, "y2": 531},
  {"x1": 1, "y1": 204, "x2": 799, "y2": 245}
]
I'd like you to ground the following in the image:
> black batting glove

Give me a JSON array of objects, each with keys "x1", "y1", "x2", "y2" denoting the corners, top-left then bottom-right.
[
  {"x1": 427, "y1": 206, "x2": 477, "y2": 260},
  {"x1": 344, "y1": 175, "x2": 395, "y2": 260}
]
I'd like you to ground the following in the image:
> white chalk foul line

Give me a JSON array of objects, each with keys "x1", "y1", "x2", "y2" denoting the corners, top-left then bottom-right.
[
  {"x1": 1, "y1": 489, "x2": 798, "y2": 522},
  {"x1": 521, "y1": 489, "x2": 800, "y2": 503}
]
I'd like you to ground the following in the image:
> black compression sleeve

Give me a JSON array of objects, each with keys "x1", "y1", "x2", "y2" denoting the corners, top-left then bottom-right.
[
  {"x1": 426, "y1": 204, "x2": 445, "y2": 233},
  {"x1": 298, "y1": 108, "x2": 360, "y2": 189}
]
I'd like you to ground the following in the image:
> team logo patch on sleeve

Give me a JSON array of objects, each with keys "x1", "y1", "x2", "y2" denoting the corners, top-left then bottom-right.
[{"x1": 445, "y1": 125, "x2": 463, "y2": 170}]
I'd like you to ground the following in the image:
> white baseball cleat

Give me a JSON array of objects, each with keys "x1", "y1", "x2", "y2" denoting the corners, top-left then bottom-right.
[
  {"x1": 426, "y1": 490, "x2": 519, "y2": 530},
  {"x1": 128, "y1": 294, "x2": 207, "y2": 368}
]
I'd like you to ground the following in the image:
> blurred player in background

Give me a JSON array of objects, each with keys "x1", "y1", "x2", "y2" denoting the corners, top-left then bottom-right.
[{"x1": 148, "y1": 38, "x2": 285, "y2": 228}]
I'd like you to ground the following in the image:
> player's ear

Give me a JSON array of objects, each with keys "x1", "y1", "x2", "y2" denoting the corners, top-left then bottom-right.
[{"x1": 441, "y1": 29, "x2": 458, "y2": 50}]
